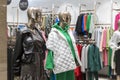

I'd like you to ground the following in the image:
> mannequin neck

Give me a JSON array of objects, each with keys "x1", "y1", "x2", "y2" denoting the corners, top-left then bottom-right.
[
  {"x1": 27, "y1": 19, "x2": 36, "y2": 30},
  {"x1": 59, "y1": 22, "x2": 69, "y2": 29},
  {"x1": 35, "y1": 23, "x2": 42, "y2": 30}
]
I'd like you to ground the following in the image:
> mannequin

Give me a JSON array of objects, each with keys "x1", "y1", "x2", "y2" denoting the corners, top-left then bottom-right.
[
  {"x1": 27, "y1": 7, "x2": 36, "y2": 28},
  {"x1": 46, "y1": 11, "x2": 82, "y2": 80},
  {"x1": 109, "y1": 19, "x2": 120, "y2": 80},
  {"x1": 58, "y1": 12, "x2": 71, "y2": 28},
  {"x1": 13, "y1": 7, "x2": 48, "y2": 80}
]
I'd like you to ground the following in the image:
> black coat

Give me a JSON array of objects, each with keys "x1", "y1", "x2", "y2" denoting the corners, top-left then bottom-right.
[
  {"x1": 75, "y1": 14, "x2": 84, "y2": 36},
  {"x1": 13, "y1": 28, "x2": 48, "y2": 80}
]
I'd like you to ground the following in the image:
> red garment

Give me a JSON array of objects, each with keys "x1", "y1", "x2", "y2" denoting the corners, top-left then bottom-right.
[
  {"x1": 84, "y1": 15, "x2": 87, "y2": 31},
  {"x1": 103, "y1": 48, "x2": 108, "y2": 66},
  {"x1": 74, "y1": 44, "x2": 83, "y2": 80},
  {"x1": 102, "y1": 29, "x2": 108, "y2": 66},
  {"x1": 102, "y1": 29, "x2": 107, "y2": 48}
]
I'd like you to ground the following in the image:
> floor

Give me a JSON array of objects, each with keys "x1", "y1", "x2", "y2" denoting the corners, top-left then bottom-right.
[
  {"x1": 99, "y1": 78, "x2": 109, "y2": 80},
  {"x1": 0, "y1": 63, "x2": 112, "y2": 80},
  {"x1": 0, "y1": 63, "x2": 7, "y2": 80}
]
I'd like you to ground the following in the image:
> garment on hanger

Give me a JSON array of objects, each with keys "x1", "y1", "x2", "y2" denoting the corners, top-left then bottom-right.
[
  {"x1": 92, "y1": 27, "x2": 114, "y2": 68},
  {"x1": 74, "y1": 44, "x2": 83, "y2": 80},
  {"x1": 75, "y1": 14, "x2": 84, "y2": 36},
  {"x1": 102, "y1": 29, "x2": 108, "y2": 66},
  {"x1": 84, "y1": 14, "x2": 87, "y2": 31},
  {"x1": 75, "y1": 43, "x2": 101, "y2": 80},
  {"x1": 75, "y1": 13, "x2": 94, "y2": 39},
  {"x1": 86, "y1": 14, "x2": 91, "y2": 32},
  {"x1": 81, "y1": 44, "x2": 90, "y2": 73},
  {"x1": 44, "y1": 14, "x2": 53, "y2": 38},
  {"x1": 87, "y1": 44, "x2": 101, "y2": 80},
  {"x1": 88, "y1": 44, "x2": 101, "y2": 72},
  {"x1": 93, "y1": 27, "x2": 102, "y2": 48}
]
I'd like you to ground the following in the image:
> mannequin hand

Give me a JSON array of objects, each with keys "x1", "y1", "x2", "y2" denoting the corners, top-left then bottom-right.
[{"x1": 46, "y1": 69, "x2": 53, "y2": 77}]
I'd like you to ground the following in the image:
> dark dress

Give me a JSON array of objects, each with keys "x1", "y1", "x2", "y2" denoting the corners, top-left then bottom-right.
[
  {"x1": 114, "y1": 42, "x2": 120, "y2": 75},
  {"x1": 114, "y1": 49, "x2": 120, "y2": 75},
  {"x1": 13, "y1": 27, "x2": 48, "y2": 80}
]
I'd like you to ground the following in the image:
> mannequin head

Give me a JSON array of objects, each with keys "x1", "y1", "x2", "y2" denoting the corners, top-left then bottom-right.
[
  {"x1": 27, "y1": 7, "x2": 42, "y2": 29},
  {"x1": 27, "y1": 7, "x2": 36, "y2": 28},
  {"x1": 35, "y1": 8, "x2": 42, "y2": 26},
  {"x1": 58, "y1": 11, "x2": 71, "y2": 28}
]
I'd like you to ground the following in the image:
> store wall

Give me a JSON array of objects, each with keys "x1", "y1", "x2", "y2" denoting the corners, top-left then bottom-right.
[
  {"x1": 96, "y1": 0, "x2": 112, "y2": 24},
  {"x1": 0, "y1": 0, "x2": 7, "y2": 80},
  {"x1": 7, "y1": 0, "x2": 80, "y2": 24},
  {"x1": 7, "y1": 0, "x2": 113, "y2": 26}
]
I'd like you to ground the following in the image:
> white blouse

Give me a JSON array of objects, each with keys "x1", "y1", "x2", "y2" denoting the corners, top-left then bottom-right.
[{"x1": 109, "y1": 30, "x2": 120, "y2": 50}]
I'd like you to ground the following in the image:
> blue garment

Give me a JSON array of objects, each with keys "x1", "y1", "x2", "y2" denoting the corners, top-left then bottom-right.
[
  {"x1": 55, "y1": 17, "x2": 60, "y2": 23},
  {"x1": 81, "y1": 15, "x2": 84, "y2": 33},
  {"x1": 17, "y1": 25, "x2": 27, "y2": 31},
  {"x1": 50, "y1": 72, "x2": 56, "y2": 80}
]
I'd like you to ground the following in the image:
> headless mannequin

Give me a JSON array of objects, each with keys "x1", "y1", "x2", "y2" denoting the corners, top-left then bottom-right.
[
  {"x1": 115, "y1": 20, "x2": 120, "y2": 50},
  {"x1": 109, "y1": 20, "x2": 120, "y2": 80},
  {"x1": 58, "y1": 11, "x2": 71, "y2": 28},
  {"x1": 117, "y1": 20, "x2": 120, "y2": 80}
]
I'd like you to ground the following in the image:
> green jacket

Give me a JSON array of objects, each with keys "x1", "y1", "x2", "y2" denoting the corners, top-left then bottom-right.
[
  {"x1": 86, "y1": 14, "x2": 91, "y2": 32},
  {"x1": 45, "y1": 50, "x2": 54, "y2": 70},
  {"x1": 88, "y1": 45, "x2": 101, "y2": 72}
]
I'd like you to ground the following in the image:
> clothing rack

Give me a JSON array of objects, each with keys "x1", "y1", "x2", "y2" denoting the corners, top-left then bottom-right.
[
  {"x1": 42, "y1": 11, "x2": 52, "y2": 14},
  {"x1": 95, "y1": 24, "x2": 111, "y2": 29},
  {"x1": 7, "y1": 22, "x2": 27, "y2": 25},
  {"x1": 80, "y1": 10, "x2": 95, "y2": 13},
  {"x1": 76, "y1": 39, "x2": 96, "y2": 44},
  {"x1": 95, "y1": 23, "x2": 111, "y2": 25},
  {"x1": 112, "y1": 9, "x2": 120, "y2": 11}
]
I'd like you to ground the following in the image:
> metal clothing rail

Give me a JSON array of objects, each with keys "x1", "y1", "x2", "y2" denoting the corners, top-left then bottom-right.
[
  {"x1": 7, "y1": 22, "x2": 27, "y2": 24},
  {"x1": 76, "y1": 39, "x2": 96, "y2": 44},
  {"x1": 80, "y1": 9, "x2": 95, "y2": 12},
  {"x1": 112, "y1": 9, "x2": 120, "y2": 11},
  {"x1": 95, "y1": 24, "x2": 111, "y2": 25},
  {"x1": 42, "y1": 11, "x2": 52, "y2": 13}
]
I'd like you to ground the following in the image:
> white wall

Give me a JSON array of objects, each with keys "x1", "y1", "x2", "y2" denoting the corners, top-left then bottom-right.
[
  {"x1": 7, "y1": 0, "x2": 80, "y2": 24},
  {"x1": 7, "y1": 0, "x2": 113, "y2": 27},
  {"x1": 96, "y1": 0, "x2": 112, "y2": 24}
]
